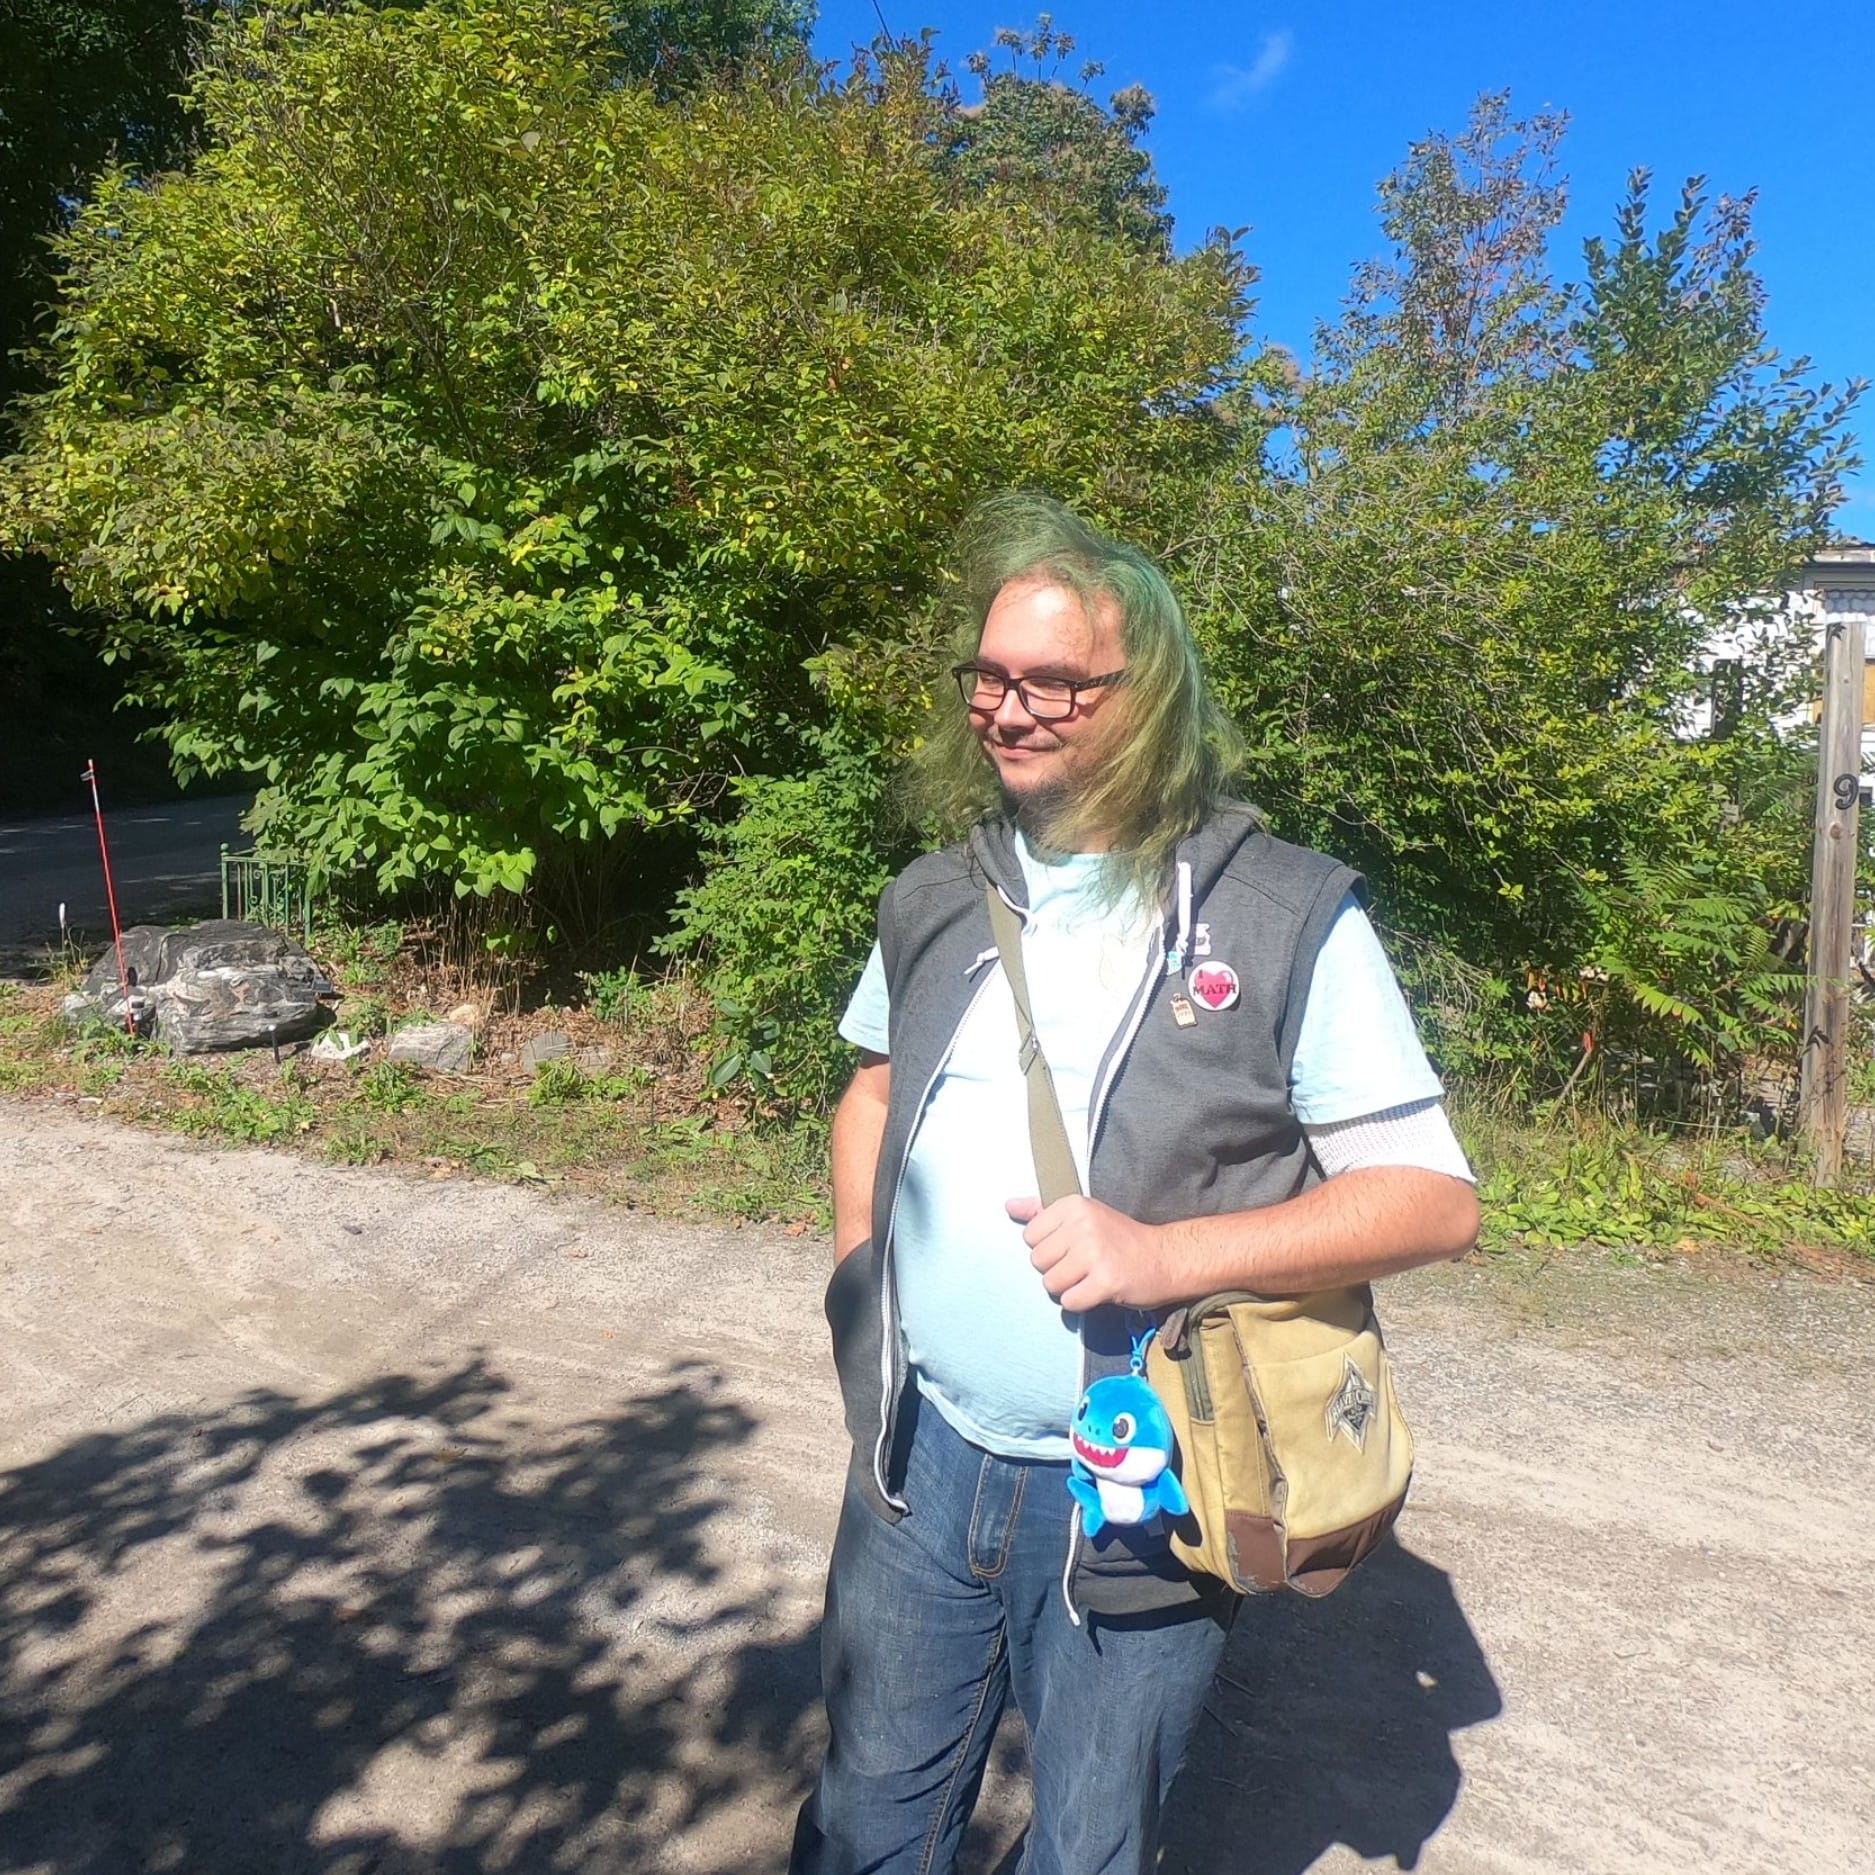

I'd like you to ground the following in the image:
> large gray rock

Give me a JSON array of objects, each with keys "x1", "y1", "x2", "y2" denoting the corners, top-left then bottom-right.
[
  {"x1": 387, "y1": 1021, "x2": 475, "y2": 1075},
  {"x1": 76, "y1": 920, "x2": 334, "y2": 1054}
]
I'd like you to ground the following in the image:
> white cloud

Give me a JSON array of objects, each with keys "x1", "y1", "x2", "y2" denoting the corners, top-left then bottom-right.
[{"x1": 1209, "y1": 30, "x2": 1294, "y2": 112}]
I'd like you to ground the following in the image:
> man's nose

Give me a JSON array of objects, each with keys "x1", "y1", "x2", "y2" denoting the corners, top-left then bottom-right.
[{"x1": 990, "y1": 683, "x2": 1038, "y2": 729}]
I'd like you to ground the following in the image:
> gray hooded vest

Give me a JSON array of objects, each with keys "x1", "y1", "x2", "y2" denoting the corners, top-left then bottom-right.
[{"x1": 824, "y1": 804, "x2": 1360, "y2": 1618}]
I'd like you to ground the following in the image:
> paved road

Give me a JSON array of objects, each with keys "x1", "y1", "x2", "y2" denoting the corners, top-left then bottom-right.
[
  {"x1": 0, "y1": 793, "x2": 250, "y2": 958},
  {"x1": 2, "y1": 1103, "x2": 1870, "y2": 1875}
]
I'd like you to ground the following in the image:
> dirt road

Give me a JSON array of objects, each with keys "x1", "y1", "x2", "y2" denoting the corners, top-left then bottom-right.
[{"x1": 2, "y1": 1101, "x2": 1871, "y2": 1875}]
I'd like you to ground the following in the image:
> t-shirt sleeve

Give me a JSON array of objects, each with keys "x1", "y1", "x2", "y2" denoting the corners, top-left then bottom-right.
[
  {"x1": 1289, "y1": 896, "x2": 1443, "y2": 1125},
  {"x1": 838, "y1": 940, "x2": 891, "y2": 1055},
  {"x1": 1305, "y1": 1097, "x2": 1475, "y2": 1182}
]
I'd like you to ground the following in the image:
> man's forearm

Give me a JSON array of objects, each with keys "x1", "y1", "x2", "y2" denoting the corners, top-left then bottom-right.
[
  {"x1": 1156, "y1": 1166, "x2": 1479, "y2": 1297},
  {"x1": 1015, "y1": 1166, "x2": 1479, "y2": 1313},
  {"x1": 831, "y1": 1057, "x2": 890, "y2": 1260}
]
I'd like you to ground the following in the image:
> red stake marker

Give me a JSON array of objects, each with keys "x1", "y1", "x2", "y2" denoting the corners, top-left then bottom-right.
[{"x1": 81, "y1": 759, "x2": 135, "y2": 1037}]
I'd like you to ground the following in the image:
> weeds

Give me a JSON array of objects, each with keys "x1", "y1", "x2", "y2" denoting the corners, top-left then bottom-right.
[
  {"x1": 0, "y1": 984, "x2": 36, "y2": 1040},
  {"x1": 528, "y1": 1058, "x2": 588, "y2": 1105},
  {"x1": 638, "y1": 1113, "x2": 714, "y2": 1169},
  {"x1": 66, "y1": 1021, "x2": 147, "y2": 1095},
  {"x1": 340, "y1": 995, "x2": 392, "y2": 1038},
  {"x1": 313, "y1": 917, "x2": 407, "y2": 989},
  {"x1": 0, "y1": 1053, "x2": 51, "y2": 1094},
  {"x1": 432, "y1": 1136, "x2": 547, "y2": 1183},
  {"x1": 1463, "y1": 1107, "x2": 1874, "y2": 1259},
  {"x1": 694, "y1": 1118, "x2": 830, "y2": 1223},
  {"x1": 580, "y1": 965, "x2": 640, "y2": 1026},
  {"x1": 526, "y1": 1058, "x2": 652, "y2": 1106},
  {"x1": 159, "y1": 1060, "x2": 317, "y2": 1144},
  {"x1": 354, "y1": 1061, "x2": 427, "y2": 1115},
  {"x1": 70, "y1": 1022, "x2": 141, "y2": 1061},
  {"x1": 323, "y1": 1125, "x2": 392, "y2": 1165}
]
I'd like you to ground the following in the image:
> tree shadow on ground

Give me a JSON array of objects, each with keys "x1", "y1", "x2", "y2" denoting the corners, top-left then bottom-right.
[
  {"x1": 974, "y1": 1541, "x2": 1500, "y2": 1875},
  {"x1": 0, "y1": 1356, "x2": 821, "y2": 1873},
  {"x1": 1162, "y1": 1542, "x2": 1503, "y2": 1874}
]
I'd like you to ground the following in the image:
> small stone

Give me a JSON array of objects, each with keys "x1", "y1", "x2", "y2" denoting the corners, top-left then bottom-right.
[
  {"x1": 445, "y1": 1000, "x2": 486, "y2": 1032},
  {"x1": 310, "y1": 1029, "x2": 371, "y2": 1063},
  {"x1": 521, "y1": 1030, "x2": 572, "y2": 1072},
  {"x1": 388, "y1": 1021, "x2": 475, "y2": 1074}
]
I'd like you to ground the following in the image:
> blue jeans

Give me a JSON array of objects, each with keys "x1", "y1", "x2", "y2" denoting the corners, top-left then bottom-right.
[{"x1": 791, "y1": 1397, "x2": 1231, "y2": 1875}]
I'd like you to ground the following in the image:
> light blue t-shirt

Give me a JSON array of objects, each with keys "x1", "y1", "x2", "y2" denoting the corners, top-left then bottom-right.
[{"x1": 838, "y1": 841, "x2": 1440, "y2": 1459}]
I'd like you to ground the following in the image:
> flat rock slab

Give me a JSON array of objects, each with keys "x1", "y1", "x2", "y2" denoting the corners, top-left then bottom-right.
[
  {"x1": 1, "y1": 1101, "x2": 1871, "y2": 1875},
  {"x1": 521, "y1": 1030, "x2": 572, "y2": 1071},
  {"x1": 387, "y1": 1021, "x2": 475, "y2": 1074}
]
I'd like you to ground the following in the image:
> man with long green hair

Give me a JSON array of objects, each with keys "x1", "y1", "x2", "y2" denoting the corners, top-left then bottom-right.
[{"x1": 794, "y1": 492, "x2": 1479, "y2": 1875}]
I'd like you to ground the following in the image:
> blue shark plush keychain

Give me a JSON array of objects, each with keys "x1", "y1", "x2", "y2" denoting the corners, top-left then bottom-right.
[{"x1": 1066, "y1": 1329, "x2": 1188, "y2": 1539}]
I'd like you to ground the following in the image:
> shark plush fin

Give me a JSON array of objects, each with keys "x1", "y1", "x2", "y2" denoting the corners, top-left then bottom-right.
[
  {"x1": 1066, "y1": 1472, "x2": 1107, "y2": 1538},
  {"x1": 1156, "y1": 1467, "x2": 1189, "y2": 1519}
]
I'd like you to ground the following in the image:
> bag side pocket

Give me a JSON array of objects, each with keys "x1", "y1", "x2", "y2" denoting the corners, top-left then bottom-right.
[
  {"x1": 1154, "y1": 1318, "x2": 1285, "y2": 1594},
  {"x1": 1237, "y1": 1315, "x2": 1412, "y2": 1597}
]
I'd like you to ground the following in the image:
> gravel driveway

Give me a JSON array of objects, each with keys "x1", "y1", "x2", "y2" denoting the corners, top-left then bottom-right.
[{"x1": 2, "y1": 1102, "x2": 1871, "y2": 1875}]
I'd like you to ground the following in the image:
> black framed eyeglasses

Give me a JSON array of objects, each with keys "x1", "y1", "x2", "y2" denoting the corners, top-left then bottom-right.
[{"x1": 952, "y1": 662, "x2": 1127, "y2": 721}]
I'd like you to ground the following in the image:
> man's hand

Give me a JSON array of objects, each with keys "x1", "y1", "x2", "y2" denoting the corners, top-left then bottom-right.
[{"x1": 1007, "y1": 1195, "x2": 1180, "y2": 1313}]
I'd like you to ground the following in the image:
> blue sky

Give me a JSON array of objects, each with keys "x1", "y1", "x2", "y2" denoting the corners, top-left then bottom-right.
[{"x1": 813, "y1": 0, "x2": 1875, "y2": 530}]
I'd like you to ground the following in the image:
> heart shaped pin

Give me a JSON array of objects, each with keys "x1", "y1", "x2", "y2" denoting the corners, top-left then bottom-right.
[{"x1": 1188, "y1": 961, "x2": 1239, "y2": 1011}]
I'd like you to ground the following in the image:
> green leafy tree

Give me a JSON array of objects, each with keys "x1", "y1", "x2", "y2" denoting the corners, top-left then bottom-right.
[
  {"x1": 1, "y1": 0, "x2": 1247, "y2": 940},
  {"x1": 1182, "y1": 94, "x2": 1858, "y2": 1084},
  {"x1": 609, "y1": 0, "x2": 815, "y2": 91},
  {"x1": 0, "y1": 0, "x2": 817, "y2": 812},
  {"x1": 0, "y1": 0, "x2": 224, "y2": 808},
  {"x1": 0, "y1": 0, "x2": 219, "y2": 410},
  {"x1": 937, "y1": 15, "x2": 1172, "y2": 258}
]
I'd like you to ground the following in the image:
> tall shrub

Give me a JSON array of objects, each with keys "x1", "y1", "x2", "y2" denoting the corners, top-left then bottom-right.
[{"x1": 1, "y1": 0, "x2": 1249, "y2": 933}]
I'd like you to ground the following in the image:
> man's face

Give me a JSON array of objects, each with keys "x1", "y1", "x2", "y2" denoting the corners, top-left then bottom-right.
[{"x1": 969, "y1": 577, "x2": 1128, "y2": 831}]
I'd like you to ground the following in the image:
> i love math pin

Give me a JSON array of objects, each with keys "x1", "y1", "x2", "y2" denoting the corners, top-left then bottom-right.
[{"x1": 1187, "y1": 961, "x2": 1240, "y2": 1012}]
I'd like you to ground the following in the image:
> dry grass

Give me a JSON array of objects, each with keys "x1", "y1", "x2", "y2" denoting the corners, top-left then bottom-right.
[
  {"x1": 7, "y1": 913, "x2": 1871, "y2": 1271},
  {"x1": 0, "y1": 924, "x2": 827, "y2": 1230}
]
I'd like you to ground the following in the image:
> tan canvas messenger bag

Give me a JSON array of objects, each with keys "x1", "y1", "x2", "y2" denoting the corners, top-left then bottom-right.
[{"x1": 985, "y1": 886, "x2": 1412, "y2": 1599}]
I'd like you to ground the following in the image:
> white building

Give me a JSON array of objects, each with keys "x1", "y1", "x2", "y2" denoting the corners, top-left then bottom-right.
[{"x1": 1691, "y1": 540, "x2": 1875, "y2": 789}]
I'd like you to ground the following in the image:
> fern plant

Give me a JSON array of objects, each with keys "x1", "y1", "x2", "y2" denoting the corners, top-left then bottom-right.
[{"x1": 1580, "y1": 852, "x2": 1799, "y2": 1072}]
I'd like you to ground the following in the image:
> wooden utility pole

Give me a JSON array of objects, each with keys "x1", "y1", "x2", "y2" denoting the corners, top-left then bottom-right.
[{"x1": 1799, "y1": 594, "x2": 1867, "y2": 1186}]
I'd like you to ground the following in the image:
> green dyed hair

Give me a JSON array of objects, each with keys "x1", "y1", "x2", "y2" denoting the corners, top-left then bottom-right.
[{"x1": 906, "y1": 490, "x2": 1244, "y2": 903}]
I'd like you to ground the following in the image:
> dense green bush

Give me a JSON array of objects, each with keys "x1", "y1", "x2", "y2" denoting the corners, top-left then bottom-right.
[
  {"x1": 1, "y1": 0, "x2": 1245, "y2": 922},
  {"x1": 663, "y1": 729, "x2": 903, "y2": 1106}
]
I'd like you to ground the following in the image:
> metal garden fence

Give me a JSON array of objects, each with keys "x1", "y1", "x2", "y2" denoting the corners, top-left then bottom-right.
[{"x1": 220, "y1": 845, "x2": 318, "y2": 941}]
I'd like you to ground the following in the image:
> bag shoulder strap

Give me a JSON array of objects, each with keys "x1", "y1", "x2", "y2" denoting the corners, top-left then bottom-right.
[{"x1": 983, "y1": 885, "x2": 1082, "y2": 1206}]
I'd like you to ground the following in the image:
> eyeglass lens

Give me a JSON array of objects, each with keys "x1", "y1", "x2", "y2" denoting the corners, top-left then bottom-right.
[{"x1": 956, "y1": 668, "x2": 1077, "y2": 719}]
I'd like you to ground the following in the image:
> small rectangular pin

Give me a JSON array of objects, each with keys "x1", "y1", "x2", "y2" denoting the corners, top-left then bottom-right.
[{"x1": 1170, "y1": 993, "x2": 1197, "y2": 1029}]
